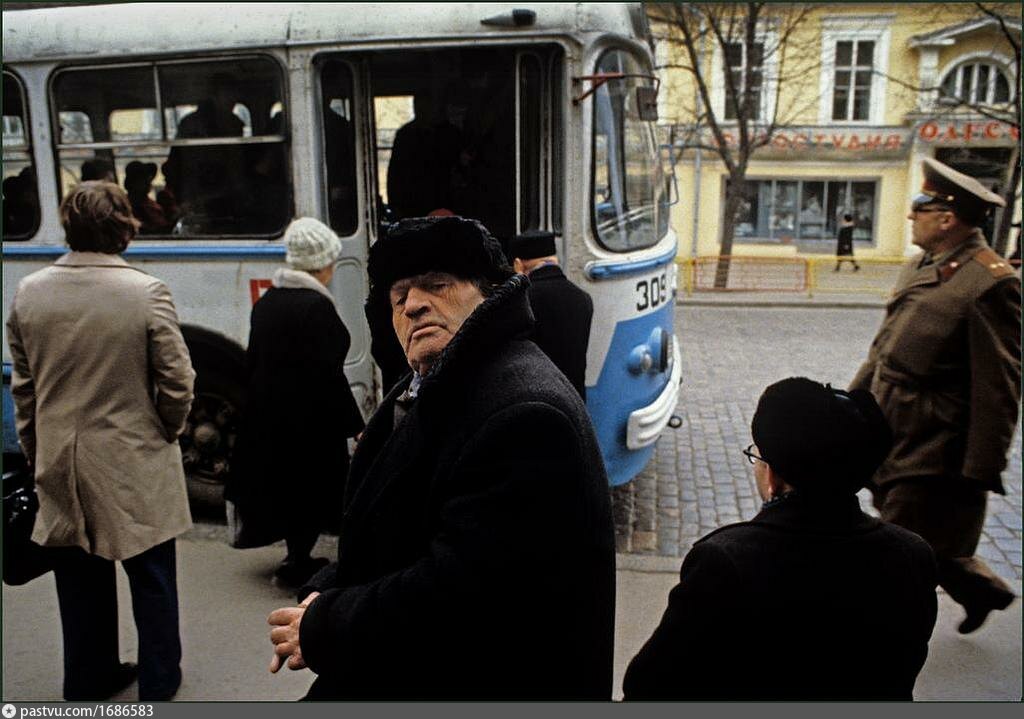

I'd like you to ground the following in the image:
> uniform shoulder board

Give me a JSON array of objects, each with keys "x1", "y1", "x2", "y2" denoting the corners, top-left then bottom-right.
[{"x1": 971, "y1": 247, "x2": 1015, "y2": 279}]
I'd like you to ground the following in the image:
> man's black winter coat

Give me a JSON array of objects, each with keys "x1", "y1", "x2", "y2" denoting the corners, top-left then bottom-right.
[
  {"x1": 623, "y1": 493, "x2": 938, "y2": 700},
  {"x1": 298, "y1": 274, "x2": 616, "y2": 699},
  {"x1": 525, "y1": 264, "x2": 593, "y2": 400}
]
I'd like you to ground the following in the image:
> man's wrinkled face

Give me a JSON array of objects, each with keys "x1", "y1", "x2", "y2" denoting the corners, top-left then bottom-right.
[{"x1": 390, "y1": 271, "x2": 485, "y2": 375}]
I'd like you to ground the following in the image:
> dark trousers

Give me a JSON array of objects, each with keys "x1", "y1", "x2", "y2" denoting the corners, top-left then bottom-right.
[
  {"x1": 872, "y1": 478, "x2": 1015, "y2": 611},
  {"x1": 53, "y1": 539, "x2": 182, "y2": 701}
]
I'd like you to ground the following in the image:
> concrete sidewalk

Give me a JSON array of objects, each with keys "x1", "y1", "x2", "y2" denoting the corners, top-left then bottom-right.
[
  {"x1": 3, "y1": 531, "x2": 1021, "y2": 701},
  {"x1": 615, "y1": 554, "x2": 1023, "y2": 702}
]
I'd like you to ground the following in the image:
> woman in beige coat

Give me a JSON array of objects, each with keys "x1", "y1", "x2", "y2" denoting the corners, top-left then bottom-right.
[{"x1": 6, "y1": 181, "x2": 195, "y2": 701}]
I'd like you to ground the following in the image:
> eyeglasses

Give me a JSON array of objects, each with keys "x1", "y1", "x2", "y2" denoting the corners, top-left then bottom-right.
[
  {"x1": 742, "y1": 443, "x2": 765, "y2": 465},
  {"x1": 911, "y1": 192, "x2": 955, "y2": 214}
]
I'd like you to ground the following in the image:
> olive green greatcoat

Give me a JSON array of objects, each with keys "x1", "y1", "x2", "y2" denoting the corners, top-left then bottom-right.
[
  {"x1": 850, "y1": 230, "x2": 1021, "y2": 494},
  {"x1": 6, "y1": 252, "x2": 195, "y2": 561}
]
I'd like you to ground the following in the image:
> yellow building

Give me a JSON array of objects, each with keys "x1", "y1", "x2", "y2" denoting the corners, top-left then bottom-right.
[{"x1": 650, "y1": 3, "x2": 1020, "y2": 261}]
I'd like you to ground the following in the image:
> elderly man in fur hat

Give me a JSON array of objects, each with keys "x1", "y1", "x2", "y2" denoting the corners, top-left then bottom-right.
[
  {"x1": 267, "y1": 216, "x2": 615, "y2": 699},
  {"x1": 850, "y1": 158, "x2": 1020, "y2": 634},
  {"x1": 624, "y1": 378, "x2": 938, "y2": 700}
]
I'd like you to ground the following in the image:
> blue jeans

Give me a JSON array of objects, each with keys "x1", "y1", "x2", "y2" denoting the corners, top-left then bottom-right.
[{"x1": 54, "y1": 539, "x2": 182, "y2": 701}]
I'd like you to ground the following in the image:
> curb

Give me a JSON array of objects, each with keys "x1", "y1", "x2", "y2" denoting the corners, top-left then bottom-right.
[
  {"x1": 678, "y1": 298, "x2": 886, "y2": 310},
  {"x1": 616, "y1": 553, "x2": 681, "y2": 574}
]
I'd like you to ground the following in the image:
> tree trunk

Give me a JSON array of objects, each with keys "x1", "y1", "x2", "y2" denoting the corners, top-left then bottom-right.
[
  {"x1": 714, "y1": 180, "x2": 743, "y2": 289},
  {"x1": 993, "y1": 143, "x2": 1020, "y2": 256}
]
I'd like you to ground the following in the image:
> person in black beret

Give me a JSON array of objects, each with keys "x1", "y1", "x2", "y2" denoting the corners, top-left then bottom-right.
[
  {"x1": 267, "y1": 215, "x2": 615, "y2": 700},
  {"x1": 851, "y1": 157, "x2": 1020, "y2": 634},
  {"x1": 624, "y1": 377, "x2": 938, "y2": 700},
  {"x1": 509, "y1": 230, "x2": 594, "y2": 400}
]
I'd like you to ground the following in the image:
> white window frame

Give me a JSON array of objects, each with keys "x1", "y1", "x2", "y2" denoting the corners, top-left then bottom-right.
[
  {"x1": 938, "y1": 52, "x2": 1015, "y2": 107},
  {"x1": 710, "y1": 24, "x2": 778, "y2": 125},
  {"x1": 819, "y1": 16, "x2": 892, "y2": 125}
]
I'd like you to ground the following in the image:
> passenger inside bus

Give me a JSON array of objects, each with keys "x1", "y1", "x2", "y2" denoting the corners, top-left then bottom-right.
[
  {"x1": 386, "y1": 92, "x2": 464, "y2": 219},
  {"x1": 124, "y1": 160, "x2": 173, "y2": 234},
  {"x1": 364, "y1": 47, "x2": 516, "y2": 243},
  {"x1": 163, "y1": 74, "x2": 247, "y2": 233},
  {"x1": 2, "y1": 167, "x2": 38, "y2": 238},
  {"x1": 80, "y1": 158, "x2": 116, "y2": 183}
]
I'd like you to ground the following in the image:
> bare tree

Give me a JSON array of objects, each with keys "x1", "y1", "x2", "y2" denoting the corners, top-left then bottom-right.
[{"x1": 649, "y1": 2, "x2": 817, "y2": 287}]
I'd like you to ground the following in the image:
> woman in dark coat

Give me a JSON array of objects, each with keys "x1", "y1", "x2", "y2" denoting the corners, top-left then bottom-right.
[
  {"x1": 229, "y1": 217, "x2": 364, "y2": 585},
  {"x1": 834, "y1": 212, "x2": 860, "y2": 271}
]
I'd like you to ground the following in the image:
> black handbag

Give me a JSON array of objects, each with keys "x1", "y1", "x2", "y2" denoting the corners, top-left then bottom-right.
[{"x1": 3, "y1": 458, "x2": 57, "y2": 586}]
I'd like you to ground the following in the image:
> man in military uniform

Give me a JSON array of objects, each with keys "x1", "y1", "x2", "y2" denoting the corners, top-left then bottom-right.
[
  {"x1": 850, "y1": 157, "x2": 1020, "y2": 634},
  {"x1": 509, "y1": 230, "x2": 593, "y2": 400}
]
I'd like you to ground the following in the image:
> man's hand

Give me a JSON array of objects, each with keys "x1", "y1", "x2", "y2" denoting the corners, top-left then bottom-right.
[{"x1": 268, "y1": 591, "x2": 320, "y2": 673}]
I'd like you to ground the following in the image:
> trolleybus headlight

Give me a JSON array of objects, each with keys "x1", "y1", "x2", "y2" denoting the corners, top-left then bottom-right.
[{"x1": 628, "y1": 327, "x2": 670, "y2": 375}]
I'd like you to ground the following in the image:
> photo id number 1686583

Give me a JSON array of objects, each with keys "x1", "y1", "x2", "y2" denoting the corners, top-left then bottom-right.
[{"x1": 635, "y1": 272, "x2": 667, "y2": 312}]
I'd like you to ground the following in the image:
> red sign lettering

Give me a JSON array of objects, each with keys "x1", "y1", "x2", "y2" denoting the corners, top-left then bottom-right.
[
  {"x1": 249, "y1": 278, "x2": 273, "y2": 305},
  {"x1": 919, "y1": 120, "x2": 1016, "y2": 143}
]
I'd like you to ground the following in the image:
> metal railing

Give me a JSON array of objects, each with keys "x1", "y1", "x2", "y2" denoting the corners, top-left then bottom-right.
[{"x1": 677, "y1": 255, "x2": 911, "y2": 298}]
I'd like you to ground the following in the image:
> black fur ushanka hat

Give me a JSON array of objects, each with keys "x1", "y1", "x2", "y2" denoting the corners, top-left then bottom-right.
[{"x1": 367, "y1": 216, "x2": 513, "y2": 310}]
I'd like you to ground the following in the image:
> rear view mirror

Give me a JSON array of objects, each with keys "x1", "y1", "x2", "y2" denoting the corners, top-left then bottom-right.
[{"x1": 636, "y1": 86, "x2": 658, "y2": 121}]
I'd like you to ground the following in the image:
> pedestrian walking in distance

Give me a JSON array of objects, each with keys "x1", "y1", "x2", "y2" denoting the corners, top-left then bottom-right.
[
  {"x1": 267, "y1": 216, "x2": 615, "y2": 699},
  {"x1": 509, "y1": 230, "x2": 593, "y2": 400},
  {"x1": 624, "y1": 378, "x2": 938, "y2": 700},
  {"x1": 228, "y1": 217, "x2": 365, "y2": 586},
  {"x1": 834, "y1": 213, "x2": 860, "y2": 271},
  {"x1": 850, "y1": 157, "x2": 1019, "y2": 634},
  {"x1": 6, "y1": 181, "x2": 195, "y2": 701}
]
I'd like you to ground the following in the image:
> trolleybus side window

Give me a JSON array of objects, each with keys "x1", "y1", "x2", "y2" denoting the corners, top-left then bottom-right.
[
  {"x1": 3, "y1": 71, "x2": 40, "y2": 241},
  {"x1": 591, "y1": 49, "x2": 666, "y2": 252},
  {"x1": 320, "y1": 62, "x2": 358, "y2": 237},
  {"x1": 51, "y1": 56, "x2": 289, "y2": 237}
]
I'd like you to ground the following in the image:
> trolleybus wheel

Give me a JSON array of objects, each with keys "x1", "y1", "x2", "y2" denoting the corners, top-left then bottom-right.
[{"x1": 180, "y1": 370, "x2": 244, "y2": 515}]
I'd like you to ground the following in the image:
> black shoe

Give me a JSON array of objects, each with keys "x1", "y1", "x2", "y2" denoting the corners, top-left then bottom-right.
[
  {"x1": 275, "y1": 557, "x2": 329, "y2": 586},
  {"x1": 65, "y1": 662, "x2": 137, "y2": 701},
  {"x1": 957, "y1": 591, "x2": 1015, "y2": 634},
  {"x1": 139, "y1": 670, "x2": 182, "y2": 702}
]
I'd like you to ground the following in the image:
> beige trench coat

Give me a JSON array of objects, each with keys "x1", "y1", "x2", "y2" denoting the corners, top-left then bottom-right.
[
  {"x1": 850, "y1": 231, "x2": 1021, "y2": 494},
  {"x1": 6, "y1": 252, "x2": 195, "y2": 560}
]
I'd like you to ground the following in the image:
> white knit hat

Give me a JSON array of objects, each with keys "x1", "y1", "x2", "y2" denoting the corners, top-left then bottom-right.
[{"x1": 284, "y1": 217, "x2": 342, "y2": 271}]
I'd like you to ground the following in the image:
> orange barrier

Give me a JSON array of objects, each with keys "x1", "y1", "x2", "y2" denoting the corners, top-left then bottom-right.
[
  {"x1": 682, "y1": 255, "x2": 808, "y2": 293},
  {"x1": 677, "y1": 255, "x2": 913, "y2": 298}
]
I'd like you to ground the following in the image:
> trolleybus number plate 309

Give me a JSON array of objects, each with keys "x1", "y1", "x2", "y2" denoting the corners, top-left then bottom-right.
[{"x1": 635, "y1": 271, "x2": 668, "y2": 312}]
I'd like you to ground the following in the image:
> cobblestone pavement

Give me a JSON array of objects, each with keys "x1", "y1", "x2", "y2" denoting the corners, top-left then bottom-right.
[{"x1": 614, "y1": 304, "x2": 1023, "y2": 583}]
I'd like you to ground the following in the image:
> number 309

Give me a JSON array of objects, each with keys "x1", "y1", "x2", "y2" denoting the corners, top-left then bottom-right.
[{"x1": 636, "y1": 272, "x2": 667, "y2": 311}]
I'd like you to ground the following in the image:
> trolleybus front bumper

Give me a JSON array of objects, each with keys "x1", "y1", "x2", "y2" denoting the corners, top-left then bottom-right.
[{"x1": 625, "y1": 336, "x2": 681, "y2": 450}]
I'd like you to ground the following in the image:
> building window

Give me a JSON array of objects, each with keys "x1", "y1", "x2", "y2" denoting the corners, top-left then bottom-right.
[
  {"x1": 940, "y1": 62, "x2": 1011, "y2": 105},
  {"x1": 819, "y1": 16, "x2": 891, "y2": 125},
  {"x1": 832, "y1": 40, "x2": 874, "y2": 121},
  {"x1": 724, "y1": 41, "x2": 764, "y2": 121},
  {"x1": 731, "y1": 178, "x2": 876, "y2": 244}
]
